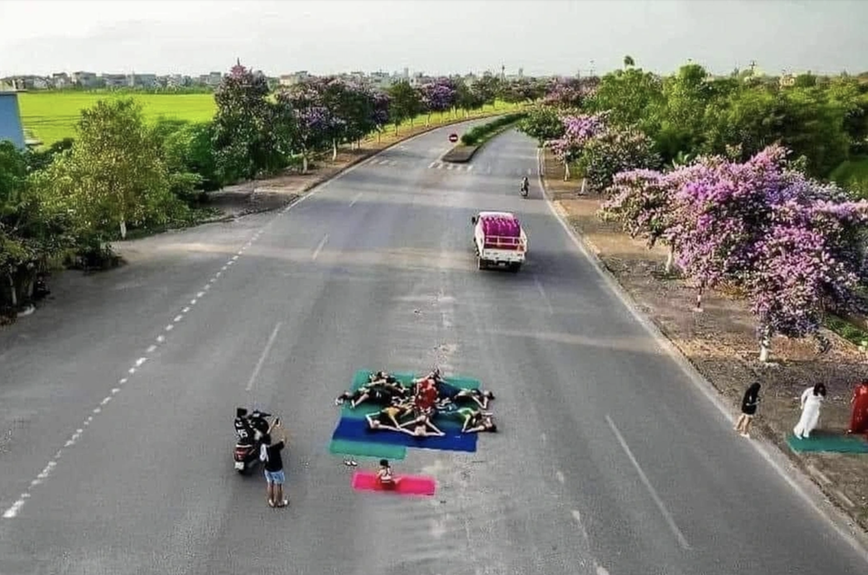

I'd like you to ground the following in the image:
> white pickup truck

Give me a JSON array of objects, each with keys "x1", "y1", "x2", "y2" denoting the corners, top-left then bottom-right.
[{"x1": 471, "y1": 211, "x2": 527, "y2": 272}]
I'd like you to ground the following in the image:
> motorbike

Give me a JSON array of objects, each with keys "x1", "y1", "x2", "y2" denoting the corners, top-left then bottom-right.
[
  {"x1": 520, "y1": 180, "x2": 529, "y2": 198},
  {"x1": 232, "y1": 410, "x2": 274, "y2": 474}
]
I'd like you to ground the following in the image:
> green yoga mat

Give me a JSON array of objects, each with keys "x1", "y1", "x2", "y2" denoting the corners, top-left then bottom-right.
[
  {"x1": 328, "y1": 439, "x2": 407, "y2": 460},
  {"x1": 786, "y1": 433, "x2": 868, "y2": 454}
]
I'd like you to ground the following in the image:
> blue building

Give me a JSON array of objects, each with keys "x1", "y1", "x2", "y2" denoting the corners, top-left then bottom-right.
[{"x1": 0, "y1": 90, "x2": 26, "y2": 149}]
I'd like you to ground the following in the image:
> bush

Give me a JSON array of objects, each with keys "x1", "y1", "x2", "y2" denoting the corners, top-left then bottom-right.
[{"x1": 460, "y1": 113, "x2": 527, "y2": 146}]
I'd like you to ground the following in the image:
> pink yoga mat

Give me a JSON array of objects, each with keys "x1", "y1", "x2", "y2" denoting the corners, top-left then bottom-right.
[{"x1": 351, "y1": 471, "x2": 436, "y2": 496}]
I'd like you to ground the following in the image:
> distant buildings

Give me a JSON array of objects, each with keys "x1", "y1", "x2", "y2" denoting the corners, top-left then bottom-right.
[{"x1": 0, "y1": 66, "x2": 552, "y2": 93}]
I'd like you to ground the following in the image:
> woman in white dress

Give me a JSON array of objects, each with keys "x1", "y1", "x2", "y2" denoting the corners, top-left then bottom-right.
[{"x1": 793, "y1": 383, "x2": 827, "y2": 439}]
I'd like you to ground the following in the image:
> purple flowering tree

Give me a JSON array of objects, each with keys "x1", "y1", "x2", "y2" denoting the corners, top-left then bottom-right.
[
  {"x1": 418, "y1": 80, "x2": 456, "y2": 126},
  {"x1": 371, "y1": 91, "x2": 391, "y2": 142},
  {"x1": 275, "y1": 85, "x2": 336, "y2": 173},
  {"x1": 579, "y1": 126, "x2": 660, "y2": 191},
  {"x1": 611, "y1": 144, "x2": 868, "y2": 361},
  {"x1": 549, "y1": 113, "x2": 607, "y2": 180},
  {"x1": 542, "y1": 77, "x2": 594, "y2": 110},
  {"x1": 600, "y1": 169, "x2": 677, "y2": 272}
]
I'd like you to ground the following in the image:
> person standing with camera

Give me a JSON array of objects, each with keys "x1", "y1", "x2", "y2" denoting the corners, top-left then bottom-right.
[{"x1": 260, "y1": 418, "x2": 289, "y2": 508}]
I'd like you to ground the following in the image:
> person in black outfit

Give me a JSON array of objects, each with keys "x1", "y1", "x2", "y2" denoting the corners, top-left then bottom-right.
[
  {"x1": 234, "y1": 408, "x2": 255, "y2": 445},
  {"x1": 734, "y1": 382, "x2": 761, "y2": 438},
  {"x1": 261, "y1": 421, "x2": 289, "y2": 508}
]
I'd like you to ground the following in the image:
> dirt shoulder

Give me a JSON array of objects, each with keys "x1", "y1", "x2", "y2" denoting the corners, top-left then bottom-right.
[{"x1": 539, "y1": 148, "x2": 868, "y2": 533}]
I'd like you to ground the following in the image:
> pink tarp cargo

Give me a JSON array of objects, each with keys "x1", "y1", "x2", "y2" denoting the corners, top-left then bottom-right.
[{"x1": 481, "y1": 216, "x2": 522, "y2": 250}]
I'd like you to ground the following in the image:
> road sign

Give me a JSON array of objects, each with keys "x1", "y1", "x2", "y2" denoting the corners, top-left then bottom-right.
[{"x1": 448, "y1": 133, "x2": 458, "y2": 143}]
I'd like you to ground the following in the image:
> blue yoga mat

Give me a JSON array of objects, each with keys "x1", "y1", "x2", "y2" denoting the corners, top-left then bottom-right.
[{"x1": 331, "y1": 416, "x2": 478, "y2": 453}]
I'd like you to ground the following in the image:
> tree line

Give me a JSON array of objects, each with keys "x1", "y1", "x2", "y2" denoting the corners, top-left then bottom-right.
[
  {"x1": 519, "y1": 57, "x2": 868, "y2": 361},
  {"x1": 0, "y1": 62, "x2": 548, "y2": 317}
]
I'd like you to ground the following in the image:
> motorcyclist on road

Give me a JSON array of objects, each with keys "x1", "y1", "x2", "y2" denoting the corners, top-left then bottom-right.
[{"x1": 520, "y1": 176, "x2": 529, "y2": 193}]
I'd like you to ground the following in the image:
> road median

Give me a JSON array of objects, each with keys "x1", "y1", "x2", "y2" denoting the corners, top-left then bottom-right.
[{"x1": 441, "y1": 113, "x2": 526, "y2": 163}]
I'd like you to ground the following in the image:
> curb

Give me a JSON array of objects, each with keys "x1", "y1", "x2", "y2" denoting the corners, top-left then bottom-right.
[
  {"x1": 441, "y1": 119, "x2": 523, "y2": 164},
  {"x1": 535, "y1": 147, "x2": 868, "y2": 559}
]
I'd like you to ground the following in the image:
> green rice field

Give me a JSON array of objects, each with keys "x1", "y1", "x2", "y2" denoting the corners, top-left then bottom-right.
[
  {"x1": 18, "y1": 92, "x2": 522, "y2": 147},
  {"x1": 18, "y1": 92, "x2": 218, "y2": 145}
]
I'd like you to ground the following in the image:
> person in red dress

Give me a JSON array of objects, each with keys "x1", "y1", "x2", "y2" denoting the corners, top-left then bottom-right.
[{"x1": 848, "y1": 380, "x2": 868, "y2": 435}]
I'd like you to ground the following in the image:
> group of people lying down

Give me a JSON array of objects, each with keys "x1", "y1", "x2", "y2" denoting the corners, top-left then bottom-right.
[{"x1": 334, "y1": 369, "x2": 498, "y2": 436}]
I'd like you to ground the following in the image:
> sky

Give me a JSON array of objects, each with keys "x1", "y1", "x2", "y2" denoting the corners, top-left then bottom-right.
[{"x1": 1, "y1": 0, "x2": 866, "y2": 78}]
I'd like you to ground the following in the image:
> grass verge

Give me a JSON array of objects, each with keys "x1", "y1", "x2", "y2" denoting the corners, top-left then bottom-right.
[{"x1": 441, "y1": 112, "x2": 527, "y2": 163}]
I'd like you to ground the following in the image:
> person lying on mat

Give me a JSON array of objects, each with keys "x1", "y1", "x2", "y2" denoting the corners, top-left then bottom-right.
[
  {"x1": 370, "y1": 371, "x2": 400, "y2": 385},
  {"x1": 399, "y1": 413, "x2": 445, "y2": 437},
  {"x1": 366, "y1": 403, "x2": 414, "y2": 431},
  {"x1": 435, "y1": 401, "x2": 481, "y2": 425},
  {"x1": 434, "y1": 381, "x2": 496, "y2": 409},
  {"x1": 335, "y1": 381, "x2": 405, "y2": 408},
  {"x1": 463, "y1": 412, "x2": 498, "y2": 433},
  {"x1": 376, "y1": 459, "x2": 400, "y2": 489}
]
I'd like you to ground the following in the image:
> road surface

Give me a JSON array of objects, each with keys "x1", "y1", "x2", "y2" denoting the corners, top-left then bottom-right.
[{"x1": 1, "y1": 121, "x2": 866, "y2": 575}]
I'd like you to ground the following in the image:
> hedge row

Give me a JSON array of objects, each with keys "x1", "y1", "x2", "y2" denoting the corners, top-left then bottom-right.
[{"x1": 460, "y1": 112, "x2": 527, "y2": 146}]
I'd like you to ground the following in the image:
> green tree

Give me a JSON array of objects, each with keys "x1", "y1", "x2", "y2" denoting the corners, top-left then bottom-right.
[
  {"x1": 588, "y1": 67, "x2": 665, "y2": 131},
  {"x1": 519, "y1": 106, "x2": 565, "y2": 146},
  {"x1": 387, "y1": 81, "x2": 423, "y2": 134},
  {"x1": 45, "y1": 98, "x2": 176, "y2": 240}
]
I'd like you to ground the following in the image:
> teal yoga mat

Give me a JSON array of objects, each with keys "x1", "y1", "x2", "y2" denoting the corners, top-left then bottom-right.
[
  {"x1": 786, "y1": 433, "x2": 868, "y2": 453},
  {"x1": 328, "y1": 439, "x2": 407, "y2": 460}
]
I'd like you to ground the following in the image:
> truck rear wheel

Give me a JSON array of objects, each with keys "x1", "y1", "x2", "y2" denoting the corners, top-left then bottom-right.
[{"x1": 508, "y1": 262, "x2": 522, "y2": 273}]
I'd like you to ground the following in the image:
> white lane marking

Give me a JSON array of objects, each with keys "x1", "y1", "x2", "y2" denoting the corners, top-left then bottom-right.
[
  {"x1": 165, "y1": 324, "x2": 174, "y2": 332},
  {"x1": 3, "y1": 499, "x2": 26, "y2": 518},
  {"x1": 189, "y1": 299, "x2": 197, "y2": 306},
  {"x1": 447, "y1": 163, "x2": 454, "y2": 170},
  {"x1": 128, "y1": 367, "x2": 136, "y2": 373},
  {"x1": 119, "y1": 377, "x2": 128, "y2": 384},
  {"x1": 100, "y1": 397, "x2": 111, "y2": 406},
  {"x1": 349, "y1": 192, "x2": 362, "y2": 207},
  {"x1": 237, "y1": 250, "x2": 244, "y2": 255},
  {"x1": 556, "y1": 471, "x2": 566, "y2": 484},
  {"x1": 428, "y1": 161, "x2": 436, "y2": 169},
  {"x1": 436, "y1": 162, "x2": 444, "y2": 169},
  {"x1": 221, "y1": 265, "x2": 228, "y2": 271},
  {"x1": 312, "y1": 234, "x2": 329, "y2": 261},
  {"x1": 203, "y1": 284, "x2": 211, "y2": 291},
  {"x1": 467, "y1": 165, "x2": 474, "y2": 172},
  {"x1": 534, "y1": 275, "x2": 554, "y2": 315},
  {"x1": 226, "y1": 261, "x2": 233, "y2": 267},
  {"x1": 232, "y1": 255, "x2": 239, "y2": 261},
  {"x1": 209, "y1": 277, "x2": 216, "y2": 283},
  {"x1": 245, "y1": 322, "x2": 283, "y2": 392},
  {"x1": 135, "y1": 357, "x2": 147, "y2": 367},
  {"x1": 156, "y1": 335, "x2": 166, "y2": 343},
  {"x1": 215, "y1": 272, "x2": 222, "y2": 278},
  {"x1": 606, "y1": 415, "x2": 690, "y2": 550},
  {"x1": 182, "y1": 307, "x2": 190, "y2": 313},
  {"x1": 146, "y1": 345, "x2": 157, "y2": 353},
  {"x1": 197, "y1": 291, "x2": 205, "y2": 298},
  {"x1": 111, "y1": 388, "x2": 120, "y2": 394}
]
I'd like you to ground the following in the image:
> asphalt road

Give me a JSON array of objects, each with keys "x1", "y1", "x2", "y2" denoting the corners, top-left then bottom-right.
[{"x1": 1, "y1": 121, "x2": 867, "y2": 575}]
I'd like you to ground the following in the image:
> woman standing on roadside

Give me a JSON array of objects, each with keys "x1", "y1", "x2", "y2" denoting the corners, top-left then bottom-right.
[
  {"x1": 734, "y1": 382, "x2": 761, "y2": 438},
  {"x1": 793, "y1": 383, "x2": 827, "y2": 440}
]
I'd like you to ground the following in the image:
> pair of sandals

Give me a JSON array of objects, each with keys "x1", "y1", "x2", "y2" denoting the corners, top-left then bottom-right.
[{"x1": 343, "y1": 459, "x2": 358, "y2": 467}]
